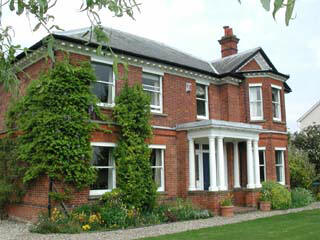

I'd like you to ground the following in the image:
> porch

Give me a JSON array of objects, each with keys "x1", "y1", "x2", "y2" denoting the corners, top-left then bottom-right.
[{"x1": 177, "y1": 119, "x2": 263, "y2": 208}]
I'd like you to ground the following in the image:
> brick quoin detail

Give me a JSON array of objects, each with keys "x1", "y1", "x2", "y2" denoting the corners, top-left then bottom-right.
[{"x1": 0, "y1": 44, "x2": 290, "y2": 220}]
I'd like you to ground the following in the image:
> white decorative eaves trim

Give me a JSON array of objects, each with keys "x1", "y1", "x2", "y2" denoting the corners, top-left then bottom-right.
[
  {"x1": 14, "y1": 39, "x2": 245, "y2": 86},
  {"x1": 243, "y1": 72, "x2": 287, "y2": 82},
  {"x1": 54, "y1": 40, "x2": 223, "y2": 85},
  {"x1": 14, "y1": 47, "x2": 48, "y2": 72}
]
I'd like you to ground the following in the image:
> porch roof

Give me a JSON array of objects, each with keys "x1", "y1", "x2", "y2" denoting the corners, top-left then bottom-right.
[{"x1": 176, "y1": 119, "x2": 263, "y2": 133}]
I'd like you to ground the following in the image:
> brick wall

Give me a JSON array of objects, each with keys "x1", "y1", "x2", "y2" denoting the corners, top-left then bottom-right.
[{"x1": 2, "y1": 50, "x2": 290, "y2": 221}]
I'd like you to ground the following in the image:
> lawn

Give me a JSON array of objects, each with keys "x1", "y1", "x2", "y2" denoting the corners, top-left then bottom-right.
[{"x1": 142, "y1": 209, "x2": 320, "y2": 240}]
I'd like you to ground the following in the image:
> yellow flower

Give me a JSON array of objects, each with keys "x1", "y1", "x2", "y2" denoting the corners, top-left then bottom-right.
[{"x1": 82, "y1": 224, "x2": 91, "y2": 231}]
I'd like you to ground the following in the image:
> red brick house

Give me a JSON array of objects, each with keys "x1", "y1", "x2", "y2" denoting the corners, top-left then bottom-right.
[{"x1": 0, "y1": 26, "x2": 291, "y2": 221}]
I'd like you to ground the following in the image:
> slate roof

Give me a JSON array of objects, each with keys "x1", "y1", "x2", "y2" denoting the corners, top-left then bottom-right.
[
  {"x1": 54, "y1": 27, "x2": 216, "y2": 74},
  {"x1": 211, "y1": 47, "x2": 261, "y2": 74}
]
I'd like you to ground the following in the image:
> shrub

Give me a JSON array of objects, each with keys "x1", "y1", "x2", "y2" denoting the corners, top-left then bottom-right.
[
  {"x1": 220, "y1": 193, "x2": 233, "y2": 206},
  {"x1": 261, "y1": 181, "x2": 291, "y2": 209},
  {"x1": 288, "y1": 145, "x2": 318, "y2": 190},
  {"x1": 316, "y1": 192, "x2": 320, "y2": 201},
  {"x1": 31, "y1": 211, "x2": 82, "y2": 234},
  {"x1": 113, "y1": 81, "x2": 157, "y2": 210},
  {"x1": 154, "y1": 198, "x2": 212, "y2": 223},
  {"x1": 5, "y1": 60, "x2": 103, "y2": 189},
  {"x1": 0, "y1": 180, "x2": 12, "y2": 218},
  {"x1": 291, "y1": 188, "x2": 314, "y2": 208},
  {"x1": 100, "y1": 205, "x2": 127, "y2": 229},
  {"x1": 31, "y1": 198, "x2": 212, "y2": 233}
]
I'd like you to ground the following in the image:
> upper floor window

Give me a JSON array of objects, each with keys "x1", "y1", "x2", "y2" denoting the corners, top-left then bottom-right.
[
  {"x1": 249, "y1": 84, "x2": 263, "y2": 121},
  {"x1": 272, "y1": 86, "x2": 281, "y2": 121},
  {"x1": 92, "y1": 62, "x2": 115, "y2": 107},
  {"x1": 275, "y1": 148, "x2": 285, "y2": 185},
  {"x1": 90, "y1": 143, "x2": 116, "y2": 196},
  {"x1": 142, "y1": 72, "x2": 162, "y2": 113},
  {"x1": 196, "y1": 83, "x2": 208, "y2": 119}
]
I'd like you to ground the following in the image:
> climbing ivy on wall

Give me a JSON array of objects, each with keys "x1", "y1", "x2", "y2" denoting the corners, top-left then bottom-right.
[
  {"x1": 113, "y1": 81, "x2": 157, "y2": 210},
  {"x1": 5, "y1": 59, "x2": 103, "y2": 189}
]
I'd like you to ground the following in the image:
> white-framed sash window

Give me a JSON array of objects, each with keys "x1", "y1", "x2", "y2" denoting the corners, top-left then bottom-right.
[
  {"x1": 142, "y1": 72, "x2": 163, "y2": 113},
  {"x1": 150, "y1": 147, "x2": 165, "y2": 192},
  {"x1": 196, "y1": 84, "x2": 209, "y2": 119},
  {"x1": 275, "y1": 148, "x2": 286, "y2": 185},
  {"x1": 259, "y1": 147, "x2": 266, "y2": 182},
  {"x1": 271, "y1": 85, "x2": 281, "y2": 121},
  {"x1": 91, "y1": 61, "x2": 115, "y2": 107},
  {"x1": 90, "y1": 142, "x2": 116, "y2": 196},
  {"x1": 249, "y1": 84, "x2": 263, "y2": 120}
]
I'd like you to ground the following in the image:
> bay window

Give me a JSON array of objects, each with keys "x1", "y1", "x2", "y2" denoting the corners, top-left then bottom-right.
[
  {"x1": 92, "y1": 62, "x2": 115, "y2": 107},
  {"x1": 196, "y1": 83, "x2": 208, "y2": 119},
  {"x1": 272, "y1": 86, "x2": 281, "y2": 121},
  {"x1": 142, "y1": 72, "x2": 162, "y2": 113},
  {"x1": 249, "y1": 84, "x2": 263, "y2": 120}
]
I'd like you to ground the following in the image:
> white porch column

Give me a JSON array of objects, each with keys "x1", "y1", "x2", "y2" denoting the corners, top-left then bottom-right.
[
  {"x1": 209, "y1": 136, "x2": 218, "y2": 191},
  {"x1": 217, "y1": 137, "x2": 227, "y2": 191},
  {"x1": 253, "y1": 140, "x2": 262, "y2": 188},
  {"x1": 188, "y1": 137, "x2": 196, "y2": 191},
  {"x1": 246, "y1": 139, "x2": 255, "y2": 189},
  {"x1": 233, "y1": 141, "x2": 241, "y2": 188}
]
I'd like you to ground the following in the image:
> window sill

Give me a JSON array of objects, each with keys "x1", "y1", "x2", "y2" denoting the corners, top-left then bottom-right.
[
  {"x1": 273, "y1": 119, "x2": 286, "y2": 125},
  {"x1": 98, "y1": 103, "x2": 115, "y2": 109},
  {"x1": 250, "y1": 119, "x2": 266, "y2": 123},
  {"x1": 152, "y1": 112, "x2": 168, "y2": 117},
  {"x1": 197, "y1": 116, "x2": 209, "y2": 121}
]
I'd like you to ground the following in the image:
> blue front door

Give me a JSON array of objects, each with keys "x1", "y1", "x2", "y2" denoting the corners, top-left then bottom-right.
[{"x1": 203, "y1": 152, "x2": 210, "y2": 191}]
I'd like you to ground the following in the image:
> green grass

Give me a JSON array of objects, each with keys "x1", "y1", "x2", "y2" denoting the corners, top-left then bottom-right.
[{"x1": 142, "y1": 209, "x2": 320, "y2": 240}]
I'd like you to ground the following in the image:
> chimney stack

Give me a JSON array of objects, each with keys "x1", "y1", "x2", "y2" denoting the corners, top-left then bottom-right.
[{"x1": 218, "y1": 26, "x2": 239, "y2": 58}]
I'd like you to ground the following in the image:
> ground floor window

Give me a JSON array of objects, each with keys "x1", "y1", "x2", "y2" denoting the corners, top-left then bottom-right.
[
  {"x1": 150, "y1": 148, "x2": 165, "y2": 192},
  {"x1": 259, "y1": 148, "x2": 266, "y2": 182},
  {"x1": 90, "y1": 143, "x2": 165, "y2": 195},
  {"x1": 275, "y1": 148, "x2": 285, "y2": 185},
  {"x1": 90, "y1": 143, "x2": 116, "y2": 196}
]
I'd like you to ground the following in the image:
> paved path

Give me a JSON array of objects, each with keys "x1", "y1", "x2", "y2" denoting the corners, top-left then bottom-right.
[{"x1": 1, "y1": 202, "x2": 320, "y2": 240}]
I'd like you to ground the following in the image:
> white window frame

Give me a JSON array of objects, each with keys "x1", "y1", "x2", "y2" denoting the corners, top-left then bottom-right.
[
  {"x1": 271, "y1": 85, "x2": 282, "y2": 121},
  {"x1": 149, "y1": 145, "x2": 166, "y2": 192},
  {"x1": 275, "y1": 147, "x2": 286, "y2": 185},
  {"x1": 90, "y1": 142, "x2": 116, "y2": 196},
  {"x1": 258, "y1": 147, "x2": 266, "y2": 182},
  {"x1": 91, "y1": 58, "x2": 116, "y2": 108},
  {"x1": 142, "y1": 70, "x2": 163, "y2": 114},
  {"x1": 196, "y1": 83, "x2": 209, "y2": 120},
  {"x1": 249, "y1": 83, "x2": 264, "y2": 121},
  {"x1": 90, "y1": 142, "x2": 166, "y2": 196}
]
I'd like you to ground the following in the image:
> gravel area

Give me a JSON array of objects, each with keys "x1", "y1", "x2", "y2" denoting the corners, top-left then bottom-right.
[{"x1": 1, "y1": 202, "x2": 320, "y2": 240}]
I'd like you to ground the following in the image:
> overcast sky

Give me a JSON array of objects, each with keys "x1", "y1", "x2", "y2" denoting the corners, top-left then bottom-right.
[{"x1": 3, "y1": 0, "x2": 319, "y2": 132}]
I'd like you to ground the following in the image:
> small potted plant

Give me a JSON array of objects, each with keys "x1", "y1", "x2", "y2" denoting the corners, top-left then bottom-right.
[
  {"x1": 220, "y1": 193, "x2": 234, "y2": 217},
  {"x1": 259, "y1": 188, "x2": 271, "y2": 211}
]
